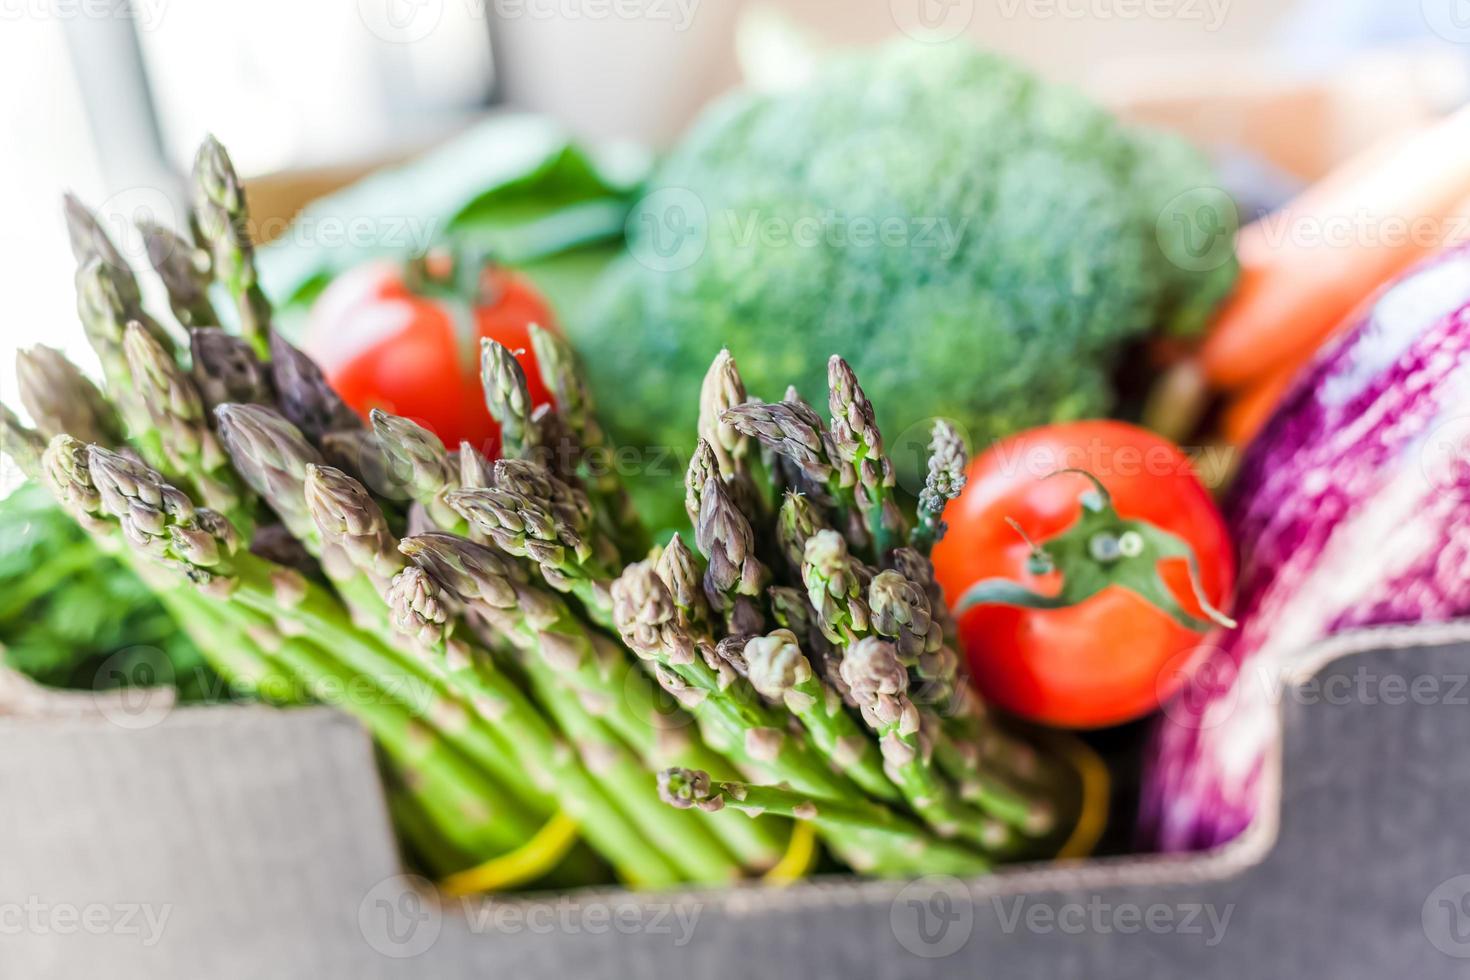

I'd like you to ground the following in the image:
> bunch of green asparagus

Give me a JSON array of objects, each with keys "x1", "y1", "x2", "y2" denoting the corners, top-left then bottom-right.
[{"x1": 2, "y1": 136, "x2": 1076, "y2": 889}]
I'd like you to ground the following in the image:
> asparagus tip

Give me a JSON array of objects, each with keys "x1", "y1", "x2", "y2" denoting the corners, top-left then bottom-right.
[{"x1": 657, "y1": 767, "x2": 721, "y2": 811}]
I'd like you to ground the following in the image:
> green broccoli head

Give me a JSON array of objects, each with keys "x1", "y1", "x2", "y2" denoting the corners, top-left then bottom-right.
[{"x1": 572, "y1": 42, "x2": 1236, "y2": 514}]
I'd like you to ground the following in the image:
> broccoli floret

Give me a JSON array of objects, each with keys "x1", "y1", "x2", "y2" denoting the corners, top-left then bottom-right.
[{"x1": 572, "y1": 42, "x2": 1236, "y2": 512}]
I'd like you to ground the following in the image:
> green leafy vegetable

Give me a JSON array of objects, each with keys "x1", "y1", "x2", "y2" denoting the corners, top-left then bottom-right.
[
  {"x1": 0, "y1": 484, "x2": 217, "y2": 699},
  {"x1": 573, "y1": 42, "x2": 1238, "y2": 525}
]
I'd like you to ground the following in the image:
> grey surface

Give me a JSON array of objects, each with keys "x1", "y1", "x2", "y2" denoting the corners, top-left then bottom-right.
[{"x1": 3, "y1": 625, "x2": 1469, "y2": 978}]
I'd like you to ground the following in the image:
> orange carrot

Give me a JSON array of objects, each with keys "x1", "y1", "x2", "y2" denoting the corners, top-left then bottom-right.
[
  {"x1": 1222, "y1": 362, "x2": 1300, "y2": 446},
  {"x1": 1200, "y1": 107, "x2": 1470, "y2": 390}
]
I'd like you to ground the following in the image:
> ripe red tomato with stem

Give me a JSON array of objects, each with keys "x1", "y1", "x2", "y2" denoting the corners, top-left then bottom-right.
[
  {"x1": 304, "y1": 252, "x2": 556, "y2": 457},
  {"x1": 931, "y1": 421, "x2": 1235, "y2": 729}
]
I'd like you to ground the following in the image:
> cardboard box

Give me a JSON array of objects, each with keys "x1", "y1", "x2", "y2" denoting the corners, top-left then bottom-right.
[{"x1": 5, "y1": 621, "x2": 1470, "y2": 977}]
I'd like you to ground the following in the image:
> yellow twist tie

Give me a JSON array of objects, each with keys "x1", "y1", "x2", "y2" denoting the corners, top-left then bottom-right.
[
  {"x1": 760, "y1": 820, "x2": 818, "y2": 886},
  {"x1": 439, "y1": 811, "x2": 580, "y2": 897}
]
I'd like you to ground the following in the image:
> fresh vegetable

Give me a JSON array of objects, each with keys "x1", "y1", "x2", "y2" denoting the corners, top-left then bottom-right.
[
  {"x1": 575, "y1": 41, "x2": 1236, "y2": 519},
  {"x1": 256, "y1": 120, "x2": 645, "y2": 322},
  {"x1": 0, "y1": 482, "x2": 215, "y2": 700},
  {"x1": 1143, "y1": 242, "x2": 1470, "y2": 852},
  {"x1": 302, "y1": 255, "x2": 556, "y2": 455},
  {"x1": 1198, "y1": 107, "x2": 1470, "y2": 394},
  {"x1": 932, "y1": 421, "x2": 1235, "y2": 729},
  {"x1": 7, "y1": 138, "x2": 1084, "y2": 888}
]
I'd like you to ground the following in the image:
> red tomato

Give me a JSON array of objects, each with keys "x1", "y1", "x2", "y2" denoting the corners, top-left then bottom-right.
[
  {"x1": 304, "y1": 257, "x2": 556, "y2": 456},
  {"x1": 931, "y1": 421, "x2": 1234, "y2": 729}
]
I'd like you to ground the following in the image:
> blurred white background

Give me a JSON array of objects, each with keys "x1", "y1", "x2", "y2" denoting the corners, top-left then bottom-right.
[{"x1": 3, "y1": 0, "x2": 1469, "y2": 465}]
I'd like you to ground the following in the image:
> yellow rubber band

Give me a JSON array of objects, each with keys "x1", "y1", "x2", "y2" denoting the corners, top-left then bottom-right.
[
  {"x1": 761, "y1": 819, "x2": 818, "y2": 886},
  {"x1": 438, "y1": 811, "x2": 581, "y2": 897},
  {"x1": 1046, "y1": 732, "x2": 1110, "y2": 860},
  {"x1": 437, "y1": 736, "x2": 1104, "y2": 894}
]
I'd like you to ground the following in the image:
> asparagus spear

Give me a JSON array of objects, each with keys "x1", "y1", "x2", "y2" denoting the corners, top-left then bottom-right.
[
  {"x1": 303, "y1": 464, "x2": 404, "y2": 585},
  {"x1": 613, "y1": 561, "x2": 990, "y2": 874},
  {"x1": 742, "y1": 629, "x2": 899, "y2": 802},
  {"x1": 842, "y1": 634, "x2": 1018, "y2": 849},
  {"x1": 698, "y1": 351, "x2": 748, "y2": 479},
  {"x1": 801, "y1": 529, "x2": 871, "y2": 646},
  {"x1": 213, "y1": 403, "x2": 324, "y2": 544},
  {"x1": 73, "y1": 258, "x2": 166, "y2": 448},
  {"x1": 399, "y1": 530, "x2": 783, "y2": 871},
  {"x1": 214, "y1": 412, "x2": 543, "y2": 801},
  {"x1": 827, "y1": 356, "x2": 905, "y2": 557},
  {"x1": 869, "y1": 564, "x2": 1054, "y2": 835},
  {"x1": 868, "y1": 568, "x2": 946, "y2": 673},
  {"x1": 40, "y1": 428, "x2": 525, "y2": 866},
  {"x1": 269, "y1": 333, "x2": 362, "y2": 443},
  {"x1": 192, "y1": 136, "x2": 271, "y2": 357},
  {"x1": 654, "y1": 533, "x2": 714, "y2": 635},
  {"x1": 886, "y1": 546, "x2": 1051, "y2": 818},
  {"x1": 370, "y1": 409, "x2": 462, "y2": 529},
  {"x1": 189, "y1": 328, "x2": 273, "y2": 414},
  {"x1": 776, "y1": 490, "x2": 830, "y2": 577},
  {"x1": 683, "y1": 439, "x2": 720, "y2": 527},
  {"x1": 689, "y1": 440, "x2": 769, "y2": 635},
  {"x1": 372, "y1": 411, "x2": 784, "y2": 870},
  {"x1": 697, "y1": 350, "x2": 765, "y2": 522},
  {"x1": 768, "y1": 583, "x2": 853, "y2": 707},
  {"x1": 910, "y1": 419, "x2": 967, "y2": 556},
  {"x1": 526, "y1": 324, "x2": 647, "y2": 558},
  {"x1": 62, "y1": 194, "x2": 170, "y2": 347},
  {"x1": 0, "y1": 406, "x2": 46, "y2": 481},
  {"x1": 802, "y1": 530, "x2": 1016, "y2": 849},
  {"x1": 306, "y1": 460, "x2": 757, "y2": 880},
  {"x1": 658, "y1": 769, "x2": 990, "y2": 876},
  {"x1": 62, "y1": 193, "x2": 136, "y2": 298},
  {"x1": 723, "y1": 398, "x2": 834, "y2": 494},
  {"x1": 213, "y1": 402, "x2": 376, "y2": 614},
  {"x1": 459, "y1": 440, "x2": 492, "y2": 489},
  {"x1": 139, "y1": 218, "x2": 219, "y2": 328},
  {"x1": 15, "y1": 345, "x2": 122, "y2": 446},
  {"x1": 168, "y1": 588, "x2": 529, "y2": 865},
  {"x1": 445, "y1": 458, "x2": 620, "y2": 600},
  {"x1": 77, "y1": 439, "x2": 560, "y2": 831},
  {"x1": 720, "y1": 397, "x2": 864, "y2": 545},
  {"x1": 385, "y1": 565, "x2": 686, "y2": 887},
  {"x1": 123, "y1": 323, "x2": 244, "y2": 521},
  {"x1": 480, "y1": 339, "x2": 538, "y2": 461}
]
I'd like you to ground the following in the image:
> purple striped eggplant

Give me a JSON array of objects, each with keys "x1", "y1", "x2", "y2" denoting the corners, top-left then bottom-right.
[{"x1": 1141, "y1": 243, "x2": 1470, "y2": 852}]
